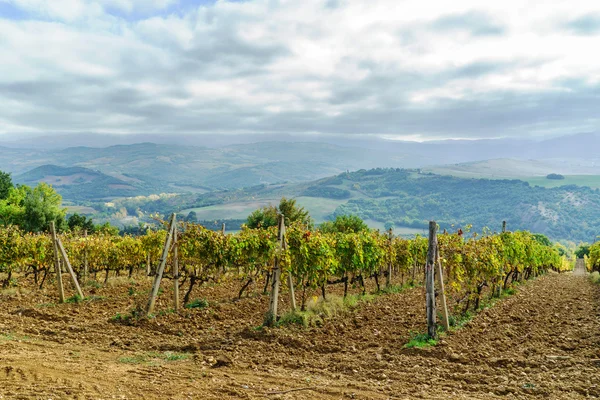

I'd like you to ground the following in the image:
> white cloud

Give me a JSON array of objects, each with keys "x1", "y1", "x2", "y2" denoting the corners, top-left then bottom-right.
[{"x1": 0, "y1": 0, "x2": 599, "y2": 138}]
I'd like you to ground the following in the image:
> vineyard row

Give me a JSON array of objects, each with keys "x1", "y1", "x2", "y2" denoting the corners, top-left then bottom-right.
[{"x1": 0, "y1": 218, "x2": 568, "y2": 321}]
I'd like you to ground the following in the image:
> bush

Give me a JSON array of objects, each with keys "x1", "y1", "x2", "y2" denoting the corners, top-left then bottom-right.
[{"x1": 185, "y1": 298, "x2": 209, "y2": 309}]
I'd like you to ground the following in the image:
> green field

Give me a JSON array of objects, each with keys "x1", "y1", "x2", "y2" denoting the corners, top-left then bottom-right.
[
  {"x1": 363, "y1": 219, "x2": 427, "y2": 236},
  {"x1": 181, "y1": 200, "x2": 278, "y2": 220},
  {"x1": 65, "y1": 205, "x2": 97, "y2": 215},
  {"x1": 524, "y1": 175, "x2": 600, "y2": 189},
  {"x1": 182, "y1": 196, "x2": 350, "y2": 224},
  {"x1": 426, "y1": 159, "x2": 600, "y2": 189}
]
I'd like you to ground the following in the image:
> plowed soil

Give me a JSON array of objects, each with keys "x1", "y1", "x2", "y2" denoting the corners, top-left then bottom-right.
[{"x1": 0, "y1": 268, "x2": 598, "y2": 399}]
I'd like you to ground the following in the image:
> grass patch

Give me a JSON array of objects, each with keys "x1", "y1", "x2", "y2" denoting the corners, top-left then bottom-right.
[
  {"x1": 377, "y1": 282, "x2": 417, "y2": 295},
  {"x1": 589, "y1": 271, "x2": 600, "y2": 284},
  {"x1": 111, "y1": 307, "x2": 145, "y2": 324},
  {"x1": 403, "y1": 332, "x2": 438, "y2": 349},
  {"x1": 277, "y1": 293, "x2": 375, "y2": 328},
  {"x1": 164, "y1": 352, "x2": 190, "y2": 361},
  {"x1": 65, "y1": 295, "x2": 83, "y2": 304},
  {"x1": 118, "y1": 351, "x2": 190, "y2": 365},
  {"x1": 185, "y1": 298, "x2": 209, "y2": 309},
  {"x1": 157, "y1": 308, "x2": 176, "y2": 317},
  {"x1": 448, "y1": 311, "x2": 474, "y2": 329},
  {"x1": 85, "y1": 280, "x2": 102, "y2": 289},
  {"x1": 0, "y1": 332, "x2": 30, "y2": 342},
  {"x1": 118, "y1": 355, "x2": 147, "y2": 364}
]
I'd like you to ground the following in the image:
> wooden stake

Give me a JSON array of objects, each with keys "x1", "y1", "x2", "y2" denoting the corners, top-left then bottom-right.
[
  {"x1": 83, "y1": 230, "x2": 88, "y2": 283},
  {"x1": 50, "y1": 222, "x2": 65, "y2": 303},
  {"x1": 281, "y1": 218, "x2": 296, "y2": 312},
  {"x1": 436, "y1": 244, "x2": 450, "y2": 331},
  {"x1": 502, "y1": 221, "x2": 507, "y2": 233},
  {"x1": 146, "y1": 214, "x2": 176, "y2": 317},
  {"x1": 146, "y1": 253, "x2": 151, "y2": 276},
  {"x1": 386, "y1": 228, "x2": 393, "y2": 288},
  {"x1": 56, "y1": 238, "x2": 84, "y2": 299},
  {"x1": 221, "y1": 223, "x2": 226, "y2": 234},
  {"x1": 173, "y1": 223, "x2": 180, "y2": 312},
  {"x1": 265, "y1": 214, "x2": 284, "y2": 326},
  {"x1": 426, "y1": 221, "x2": 437, "y2": 339}
]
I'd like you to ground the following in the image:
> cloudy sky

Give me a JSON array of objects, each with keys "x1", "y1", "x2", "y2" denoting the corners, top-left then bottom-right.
[{"x1": 0, "y1": 0, "x2": 599, "y2": 141}]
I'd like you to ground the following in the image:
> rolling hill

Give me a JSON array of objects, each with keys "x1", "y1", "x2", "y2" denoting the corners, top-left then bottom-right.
[
  {"x1": 2, "y1": 133, "x2": 600, "y2": 203},
  {"x1": 166, "y1": 168, "x2": 600, "y2": 242},
  {"x1": 15, "y1": 165, "x2": 157, "y2": 201}
]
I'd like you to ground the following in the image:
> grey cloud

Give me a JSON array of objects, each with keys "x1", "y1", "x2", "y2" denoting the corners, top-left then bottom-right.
[
  {"x1": 5, "y1": 56, "x2": 599, "y2": 139},
  {"x1": 1, "y1": 3, "x2": 599, "y2": 141},
  {"x1": 563, "y1": 14, "x2": 600, "y2": 35},
  {"x1": 431, "y1": 11, "x2": 506, "y2": 36}
]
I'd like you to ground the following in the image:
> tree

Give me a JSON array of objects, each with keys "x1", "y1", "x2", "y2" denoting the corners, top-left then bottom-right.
[
  {"x1": 94, "y1": 222, "x2": 119, "y2": 235},
  {"x1": 319, "y1": 214, "x2": 369, "y2": 234},
  {"x1": 21, "y1": 183, "x2": 66, "y2": 232},
  {"x1": 532, "y1": 233, "x2": 552, "y2": 247},
  {"x1": 0, "y1": 185, "x2": 27, "y2": 226},
  {"x1": 67, "y1": 213, "x2": 95, "y2": 232},
  {"x1": 0, "y1": 171, "x2": 12, "y2": 200},
  {"x1": 246, "y1": 197, "x2": 312, "y2": 229},
  {"x1": 575, "y1": 243, "x2": 590, "y2": 258},
  {"x1": 546, "y1": 173, "x2": 565, "y2": 180},
  {"x1": 185, "y1": 211, "x2": 197, "y2": 222}
]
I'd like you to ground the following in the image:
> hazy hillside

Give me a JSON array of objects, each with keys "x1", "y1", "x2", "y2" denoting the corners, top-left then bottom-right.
[
  {"x1": 2, "y1": 134, "x2": 600, "y2": 202},
  {"x1": 1, "y1": 142, "x2": 419, "y2": 196},
  {"x1": 169, "y1": 169, "x2": 600, "y2": 242},
  {"x1": 15, "y1": 165, "x2": 158, "y2": 201},
  {"x1": 2, "y1": 132, "x2": 599, "y2": 161},
  {"x1": 426, "y1": 159, "x2": 600, "y2": 189}
]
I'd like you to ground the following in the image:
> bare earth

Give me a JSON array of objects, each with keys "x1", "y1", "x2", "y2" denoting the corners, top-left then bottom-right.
[{"x1": 0, "y1": 270, "x2": 598, "y2": 399}]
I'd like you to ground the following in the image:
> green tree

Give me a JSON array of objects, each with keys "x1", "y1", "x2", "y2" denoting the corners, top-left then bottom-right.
[
  {"x1": 67, "y1": 213, "x2": 95, "y2": 232},
  {"x1": 0, "y1": 170, "x2": 12, "y2": 200},
  {"x1": 319, "y1": 214, "x2": 369, "y2": 234},
  {"x1": 94, "y1": 222, "x2": 119, "y2": 235},
  {"x1": 185, "y1": 211, "x2": 198, "y2": 222},
  {"x1": 575, "y1": 243, "x2": 590, "y2": 258},
  {"x1": 246, "y1": 197, "x2": 312, "y2": 229},
  {"x1": 532, "y1": 233, "x2": 552, "y2": 247},
  {"x1": 21, "y1": 183, "x2": 66, "y2": 232},
  {"x1": 0, "y1": 185, "x2": 27, "y2": 226}
]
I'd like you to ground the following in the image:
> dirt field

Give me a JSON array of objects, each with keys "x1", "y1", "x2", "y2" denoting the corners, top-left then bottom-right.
[{"x1": 0, "y1": 268, "x2": 598, "y2": 399}]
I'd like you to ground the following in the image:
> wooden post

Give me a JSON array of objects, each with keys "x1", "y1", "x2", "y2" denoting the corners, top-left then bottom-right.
[
  {"x1": 281, "y1": 218, "x2": 296, "y2": 312},
  {"x1": 221, "y1": 223, "x2": 226, "y2": 234},
  {"x1": 426, "y1": 221, "x2": 437, "y2": 339},
  {"x1": 386, "y1": 228, "x2": 393, "y2": 288},
  {"x1": 56, "y1": 238, "x2": 85, "y2": 299},
  {"x1": 146, "y1": 214, "x2": 176, "y2": 317},
  {"x1": 50, "y1": 222, "x2": 65, "y2": 303},
  {"x1": 436, "y1": 245, "x2": 450, "y2": 331},
  {"x1": 83, "y1": 230, "x2": 88, "y2": 283},
  {"x1": 502, "y1": 221, "x2": 507, "y2": 233},
  {"x1": 173, "y1": 223, "x2": 180, "y2": 312},
  {"x1": 265, "y1": 214, "x2": 284, "y2": 326},
  {"x1": 146, "y1": 253, "x2": 151, "y2": 276}
]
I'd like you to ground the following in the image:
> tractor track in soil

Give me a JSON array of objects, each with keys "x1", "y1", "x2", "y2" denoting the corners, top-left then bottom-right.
[{"x1": 0, "y1": 270, "x2": 598, "y2": 399}]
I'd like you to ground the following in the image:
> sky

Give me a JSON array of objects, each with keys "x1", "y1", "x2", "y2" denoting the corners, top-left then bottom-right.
[{"x1": 0, "y1": 0, "x2": 599, "y2": 141}]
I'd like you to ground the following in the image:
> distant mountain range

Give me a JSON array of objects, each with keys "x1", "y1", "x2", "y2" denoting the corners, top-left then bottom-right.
[
  {"x1": 1, "y1": 133, "x2": 600, "y2": 203},
  {"x1": 16, "y1": 165, "x2": 159, "y2": 201},
  {"x1": 1, "y1": 133, "x2": 600, "y2": 242},
  {"x1": 169, "y1": 168, "x2": 600, "y2": 243}
]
